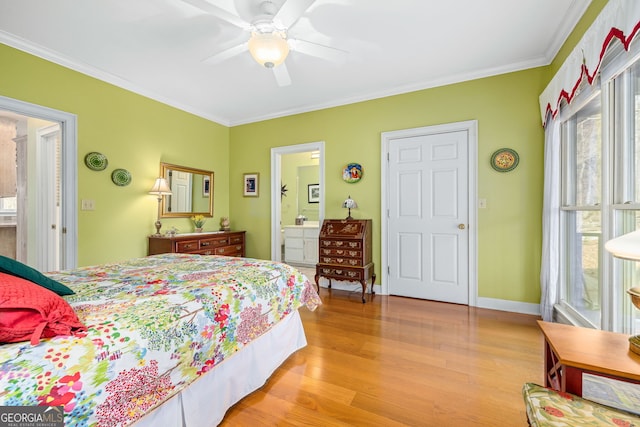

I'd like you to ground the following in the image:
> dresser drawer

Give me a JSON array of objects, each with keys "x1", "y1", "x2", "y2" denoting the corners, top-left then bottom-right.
[
  {"x1": 215, "y1": 244, "x2": 243, "y2": 256},
  {"x1": 229, "y1": 234, "x2": 244, "y2": 245},
  {"x1": 176, "y1": 240, "x2": 199, "y2": 252},
  {"x1": 199, "y1": 236, "x2": 229, "y2": 249},
  {"x1": 320, "y1": 248, "x2": 362, "y2": 258},
  {"x1": 320, "y1": 256, "x2": 363, "y2": 266},
  {"x1": 317, "y1": 266, "x2": 365, "y2": 281},
  {"x1": 320, "y1": 239, "x2": 362, "y2": 250}
]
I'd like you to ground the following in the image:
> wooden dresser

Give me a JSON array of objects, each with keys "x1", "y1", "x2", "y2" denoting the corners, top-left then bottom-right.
[
  {"x1": 315, "y1": 219, "x2": 375, "y2": 303},
  {"x1": 148, "y1": 231, "x2": 245, "y2": 257}
]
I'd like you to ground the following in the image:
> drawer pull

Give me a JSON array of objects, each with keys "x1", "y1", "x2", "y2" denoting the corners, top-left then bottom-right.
[
  {"x1": 336, "y1": 258, "x2": 344, "y2": 263},
  {"x1": 322, "y1": 268, "x2": 332, "y2": 274},
  {"x1": 349, "y1": 242, "x2": 358, "y2": 247},
  {"x1": 336, "y1": 250, "x2": 344, "y2": 255},
  {"x1": 349, "y1": 260, "x2": 358, "y2": 265},
  {"x1": 322, "y1": 257, "x2": 331, "y2": 263},
  {"x1": 219, "y1": 248, "x2": 225, "y2": 253},
  {"x1": 204, "y1": 251, "x2": 212, "y2": 255},
  {"x1": 349, "y1": 251, "x2": 357, "y2": 256},
  {"x1": 185, "y1": 244, "x2": 194, "y2": 249},
  {"x1": 323, "y1": 249, "x2": 331, "y2": 255},
  {"x1": 335, "y1": 241, "x2": 343, "y2": 246},
  {"x1": 335, "y1": 270, "x2": 343, "y2": 275},
  {"x1": 201, "y1": 242, "x2": 210, "y2": 246},
  {"x1": 347, "y1": 271, "x2": 357, "y2": 277}
]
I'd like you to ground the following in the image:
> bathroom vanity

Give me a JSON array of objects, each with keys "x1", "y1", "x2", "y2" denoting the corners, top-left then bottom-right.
[{"x1": 283, "y1": 222, "x2": 319, "y2": 266}]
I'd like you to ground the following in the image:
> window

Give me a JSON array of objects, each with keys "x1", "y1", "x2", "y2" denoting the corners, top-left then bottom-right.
[
  {"x1": 561, "y1": 94, "x2": 603, "y2": 327},
  {"x1": 611, "y1": 60, "x2": 640, "y2": 334},
  {"x1": 0, "y1": 196, "x2": 16, "y2": 213},
  {"x1": 560, "y1": 57, "x2": 640, "y2": 333}
]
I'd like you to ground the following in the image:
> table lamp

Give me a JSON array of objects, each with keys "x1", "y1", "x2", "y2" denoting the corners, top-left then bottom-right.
[
  {"x1": 342, "y1": 195, "x2": 357, "y2": 220},
  {"x1": 149, "y1": 177, "x2": 172, "y2": 236},
  {"x1": 605, "y1": 230, "x2": 640, "y2": 354}
]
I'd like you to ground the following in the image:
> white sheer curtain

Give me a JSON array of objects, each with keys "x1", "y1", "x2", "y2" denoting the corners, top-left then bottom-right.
[{"x1": 539, "y1": 113, "x2": 561, "y2": 321}]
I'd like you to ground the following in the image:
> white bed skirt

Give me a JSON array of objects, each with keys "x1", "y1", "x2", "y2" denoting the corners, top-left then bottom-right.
[{"x1": 133, "y1": 310, "x2": 307, "y2": 427}]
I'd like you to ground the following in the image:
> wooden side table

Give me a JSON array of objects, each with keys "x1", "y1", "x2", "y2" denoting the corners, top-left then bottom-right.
[{"x1": 538, "y1": 320, "x2": 640, "y2": 396}]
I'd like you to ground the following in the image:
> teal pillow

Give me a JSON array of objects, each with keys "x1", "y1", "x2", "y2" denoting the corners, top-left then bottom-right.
[{"x1": 0, "y1": 255, "x2": 74, "y2": 296}]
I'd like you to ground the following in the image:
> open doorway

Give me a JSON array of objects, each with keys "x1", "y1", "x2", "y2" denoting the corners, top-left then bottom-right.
[
  {"x1": 270, "y1": 141, "x2": 325, "y2": 262},
  {"x1": 0, "y1": 95, "x2": 78, "y2": 271}
]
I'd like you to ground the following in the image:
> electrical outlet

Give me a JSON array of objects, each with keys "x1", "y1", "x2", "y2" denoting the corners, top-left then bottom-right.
[
  {"x1": 478, "y1": 198, "x2": 487, "y2": 209},
  {"x1": 81, "y1": 199, "x2": 95, "y2": 210}
]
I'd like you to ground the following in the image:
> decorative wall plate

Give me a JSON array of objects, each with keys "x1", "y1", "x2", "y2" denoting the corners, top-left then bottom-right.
[
  {"x1": 84, "y1": 152, "x2": 108, "y2": 171},
  {"x1": 111, "y1": 168, "x2": 132, "y2": 186},
  {"x1": 342, "y1": 163, "x2": 363, "y2": 183},
  {"x1": 491, "y1": 148, "x2": 519, "y2": 172}
]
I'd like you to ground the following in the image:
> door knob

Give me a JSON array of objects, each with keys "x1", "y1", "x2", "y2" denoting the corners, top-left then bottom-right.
[{"x1": 458, "y1": 224, "x2": 466, "y2": 230}]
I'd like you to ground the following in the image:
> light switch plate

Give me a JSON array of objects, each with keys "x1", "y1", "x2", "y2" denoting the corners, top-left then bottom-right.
[{"x1": 81, "y1": 199, "x2": 95, "y2": 210}]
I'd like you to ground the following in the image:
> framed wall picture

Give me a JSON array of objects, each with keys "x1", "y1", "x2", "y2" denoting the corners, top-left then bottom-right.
[
  {"x1": 203, "y1": 176, "x2": 210, "y2": 197},
  {"x1": 308, "y1": 184, "x2": 320, "y2": 203},
  {"x1": 243, "y1": 173, "x2": 259, "y2": 197}
]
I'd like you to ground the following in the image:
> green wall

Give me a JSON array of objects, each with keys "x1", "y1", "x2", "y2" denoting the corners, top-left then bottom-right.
[
  {"x1": 0, "y1": 43, "x2": 230, "y2": 266},
  {"x1": 230, "y1": 68, "x2": 546, "y2": 304}
]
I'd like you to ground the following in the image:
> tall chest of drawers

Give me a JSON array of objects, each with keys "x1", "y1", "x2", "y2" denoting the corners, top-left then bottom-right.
[
  {"x1": 314, "y1": 219, "x2": 375, "y2": 303},
  {"x1": 148, "y1": 231, "x2": 245, "y2": 257}
]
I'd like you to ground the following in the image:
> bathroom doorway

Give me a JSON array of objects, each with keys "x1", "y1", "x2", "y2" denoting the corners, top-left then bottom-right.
[
  {"x1": 0, "y1": 96, "x2": 78, "y2": 271},
  {"x1": 270, "y1": 141, "x2": 324, "y2": 262}
]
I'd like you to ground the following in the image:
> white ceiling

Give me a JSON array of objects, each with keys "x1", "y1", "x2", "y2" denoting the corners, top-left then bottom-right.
[{"x1": 0, "y1": 0, "x2": 590, "y2": 126}]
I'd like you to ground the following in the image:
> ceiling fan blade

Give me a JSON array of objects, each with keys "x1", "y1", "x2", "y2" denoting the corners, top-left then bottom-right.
[
  {"x1": 181, "y1": 0, "x2": 249, "y2": 29},
  {"x1": 273, "y1": 63, "x2": 292, "y2": 87},
  {"x1": 202, "y1": 42, "x2": 248, "y2": 64},
  {"x1": 290, "y1": 38, "x2": 347, "y2": 63},
  {"x1": 274, "y1": 0, "x2": 316, "y2": 29}
]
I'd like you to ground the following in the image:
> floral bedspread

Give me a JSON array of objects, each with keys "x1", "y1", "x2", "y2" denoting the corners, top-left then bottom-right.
[{"x1": 0, "y1": 254, "x2": 321, "y2": 426}]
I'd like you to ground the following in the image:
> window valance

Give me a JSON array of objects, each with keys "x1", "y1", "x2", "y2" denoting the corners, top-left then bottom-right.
[{"x1": 539, "y1": 0, "x2": 640, "y2": 126}]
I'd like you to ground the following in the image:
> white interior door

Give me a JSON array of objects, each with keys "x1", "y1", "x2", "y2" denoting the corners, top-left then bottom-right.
[
  {"x1": 36, "y1": 124, "x2": 61, "y2": 272},
  {"x1": 386, "y1": 126, "x2": 470, "y2": 304}
]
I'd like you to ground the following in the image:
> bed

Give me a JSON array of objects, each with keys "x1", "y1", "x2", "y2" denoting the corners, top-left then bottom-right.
[{"x1": 0, "y1": 253, "x2": 322, "y2": 426}]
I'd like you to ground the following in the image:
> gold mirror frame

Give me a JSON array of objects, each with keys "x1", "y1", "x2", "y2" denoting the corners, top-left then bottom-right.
[{"x1": 159, "y1": 162, "x2": 214, "y2": 218}]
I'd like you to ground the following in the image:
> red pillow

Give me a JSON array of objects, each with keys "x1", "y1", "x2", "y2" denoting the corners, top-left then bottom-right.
[{"x1": 0, "y1": 272, "x2": 86, "y2": 345}]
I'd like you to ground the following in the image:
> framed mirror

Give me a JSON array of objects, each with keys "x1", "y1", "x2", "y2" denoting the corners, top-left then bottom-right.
[{"x1": 159, "y1": 162, "x2": 214, "y2": 218}]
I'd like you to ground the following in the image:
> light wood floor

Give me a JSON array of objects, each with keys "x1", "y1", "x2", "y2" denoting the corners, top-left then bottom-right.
[{"x1": 221, "y1": 282, "x2": 544, "y2": 426}]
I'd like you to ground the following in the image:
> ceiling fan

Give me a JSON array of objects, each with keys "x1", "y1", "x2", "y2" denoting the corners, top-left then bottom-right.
[{"x1": 182, "y1": 0, "x2": 346, "y2": 86}]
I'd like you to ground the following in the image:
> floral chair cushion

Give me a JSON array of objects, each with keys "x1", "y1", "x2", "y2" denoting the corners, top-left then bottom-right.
[{"x1": 523, "y1": 382, "x2": 640, "y2": 426}]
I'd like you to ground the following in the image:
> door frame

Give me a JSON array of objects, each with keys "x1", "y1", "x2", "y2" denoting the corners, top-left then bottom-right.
[
  {"x1": 380, "y1": 120, "x2": 478, "y2": 305},
  {"x1": 270, "y1": 141, "x2": 325, "y2": 261},
  {"x1": 0, "y1": 95, "x2": 78, "y2": 270}
]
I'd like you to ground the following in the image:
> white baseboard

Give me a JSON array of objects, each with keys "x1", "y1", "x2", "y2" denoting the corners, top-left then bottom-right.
[
  {"x1": 475, "y1": 297, "x2": 540, "y2": 316},
  {"x1": 318, "y1": 278, "x2": 540, "y2": 316}
]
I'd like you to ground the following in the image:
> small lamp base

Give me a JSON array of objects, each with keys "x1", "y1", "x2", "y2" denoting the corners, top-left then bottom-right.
[{"x1": 154, "y1": 220, "x2": 162, "y2": 236}]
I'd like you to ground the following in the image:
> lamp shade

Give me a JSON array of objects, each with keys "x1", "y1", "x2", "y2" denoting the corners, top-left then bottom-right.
[
  {"x1": 605, "y1": 230, "x2": 640, "y2": 261},
  {"x1": 342, "y1": 197, "x2": 358, "y2": 209},
  {"x1": 248, "y1": 31, "x2": 289, "y2": 68},
  {"x1": 149, "y1": 178, "x2": 172, "y2": 196}
]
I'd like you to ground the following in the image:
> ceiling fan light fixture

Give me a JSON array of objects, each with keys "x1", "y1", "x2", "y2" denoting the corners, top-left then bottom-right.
[{"x1": 248, "y1": 31, "x2": 289, "y2": 68}]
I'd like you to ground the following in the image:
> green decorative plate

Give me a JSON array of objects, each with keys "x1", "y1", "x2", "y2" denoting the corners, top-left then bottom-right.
[
  {"x1": 491, "y1": 148, "x2": 519, "y2": 172},
  {"x1": 84, "y1": 152, "x2": 108, "y2": 171},
  {"x1": 111, "y1": 168, "x2": 132, "y2": 186}
]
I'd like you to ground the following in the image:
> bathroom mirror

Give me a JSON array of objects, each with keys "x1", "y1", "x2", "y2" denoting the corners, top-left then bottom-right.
[{"x1": 159, "y1": 162, "x2": 214, "y2": 218}]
